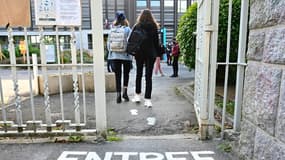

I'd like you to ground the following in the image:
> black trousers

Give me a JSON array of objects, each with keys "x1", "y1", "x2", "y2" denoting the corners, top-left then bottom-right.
[
  {"x1": 172, "y1": 56, "x2": 179, "y2": 76},
  {"x1": 167, "y1": 53, "x2": 172, "y2": 65},
  {"x1": 111, "y1": 60, "x2": 132, "y2": 92},
  {"x1": 135, "y1": 57, "x2": 156, "y2": 99},
  {"x1": 107, "y1": 59, "x2": 112, "y2": 72}
]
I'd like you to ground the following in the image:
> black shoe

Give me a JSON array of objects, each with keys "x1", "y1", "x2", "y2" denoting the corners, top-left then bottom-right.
[
  {"x1": 122, "y1": 88, "x2": 129, "y2": 102},
  {"x1": 116, "y1": 93, "x2": 122, "y2": 103},
  {"x1": 122, "y1": 93, "x2": 129, "y2": 101},
  {"x1": 170, "y1": 75, "x2": 178, "y2": 77}
]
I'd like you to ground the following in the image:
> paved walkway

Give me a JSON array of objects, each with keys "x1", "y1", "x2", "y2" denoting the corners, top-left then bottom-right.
[
  {"x1": 1, "y1": 62, "x2": 197, "y2": 135},
  {"x1": 0, "y1": 62, "x2": 238, "y2": 159}
]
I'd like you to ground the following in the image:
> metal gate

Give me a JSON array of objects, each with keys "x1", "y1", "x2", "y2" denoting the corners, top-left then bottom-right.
[
  {"x1": 194, "y1": 0, "x2": 249, "y2": 139},
  {"x1": 0, "y1": 0, "x2": 107, "y2": 136}
]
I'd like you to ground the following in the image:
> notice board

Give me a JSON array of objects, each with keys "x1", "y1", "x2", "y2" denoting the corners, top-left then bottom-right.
[
  {"x1": 35, "y1": 0, "x2": 82, "y2": 26},
  {"x1": 0, "y1": 0, "x2": 31, "y2": 27}
]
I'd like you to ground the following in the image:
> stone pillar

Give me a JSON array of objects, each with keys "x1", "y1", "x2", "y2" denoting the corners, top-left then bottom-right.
[{"x1": 239, "y1": 0, "x2": 285, "y2": 159}]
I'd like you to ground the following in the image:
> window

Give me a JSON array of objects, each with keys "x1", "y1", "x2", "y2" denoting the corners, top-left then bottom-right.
[
  {"x1": 88, "y1": 34, "x2": 92, "y2": 49},
  {"x1": 151, "y1": 0, "x2": 160, "y2": 7},
  {"x1": 59, "y1": 35, "x2": 70, "y2": 50},
  {"x1": 164, "y1": 0, "x2": 173, "y2": 7},
  {"x1": 30, "y1": 36, "x2": 40, "y2": 44},
  {"x1": 137, "y1": 0, "x2": 146, "y2": 7},
  {"x1": 178, "y1": 0, "x2": 187, "y2": 13}
]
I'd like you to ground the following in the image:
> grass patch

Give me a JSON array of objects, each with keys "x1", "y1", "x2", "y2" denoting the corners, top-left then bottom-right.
[
  {"x1": 218, "y1": 142, "x2": 232, "y2": 153},
  {"x1": 0, "y1": 123, "x2": 12, "y2": 128},
  {"x1": 189, "y1": 125, "x2": 199, "y2": 134},
  {"x1": 174, "y1": 87, "x2": 182, "y2": 96},
  {"x1": 214, "y1": 125, "x2": 221, "y2": 133},
  {"x1": 215, "y1": 96, "x2": 235, "y2": 116},
  {"x1": 68, "y1": 135, "x2": 84, "y2": 142},
  {"x1": 106, "y1": 128, "x2": 122, "y2": 142}
]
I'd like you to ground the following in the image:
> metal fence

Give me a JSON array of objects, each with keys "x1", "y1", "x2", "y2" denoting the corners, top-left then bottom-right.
[
  {"x1": 0, "y1": 0, "x2": 107, "y2": 136},
  {"x1": 194, "y1": 0, "x2": 249, "y2": 139}
]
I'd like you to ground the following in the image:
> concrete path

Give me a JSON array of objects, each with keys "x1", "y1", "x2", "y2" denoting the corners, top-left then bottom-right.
[
  {"x1": 0, "y1": 63, "x2": 239, "y2": 159},
  {"x1": 1, "y1": 62, "x2": 197, "y2": 135}
]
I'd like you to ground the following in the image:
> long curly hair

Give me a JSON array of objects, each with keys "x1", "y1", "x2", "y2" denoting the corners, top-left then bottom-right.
[{"x1": 136, "y1": 9, "x2": 158, "y2": 28}]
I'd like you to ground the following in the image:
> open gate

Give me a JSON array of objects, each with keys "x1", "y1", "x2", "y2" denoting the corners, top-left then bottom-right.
[{"x1": 194, "y1": 0, "x2": 249, "y2": 139}]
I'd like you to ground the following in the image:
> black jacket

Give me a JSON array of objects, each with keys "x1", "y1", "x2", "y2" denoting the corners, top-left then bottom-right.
[{"x1": 135, "y1": 22, "x2": 160, "y2": 60}]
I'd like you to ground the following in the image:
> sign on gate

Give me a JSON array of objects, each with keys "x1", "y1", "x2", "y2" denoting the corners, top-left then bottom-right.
[
  {"x1": 34, "y1": 0, "x2": 81, "y2": 26},
  {"x1": 45, "y1": 44, "x2": 56, "y2": 63}
]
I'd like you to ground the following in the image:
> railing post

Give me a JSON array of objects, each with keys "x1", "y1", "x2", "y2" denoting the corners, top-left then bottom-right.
[
  {"x1": 234, "y1": 0, "x2": 249, "y2": 132},
  {"x1": 91, "y1": 0, "x2": 107, "y2": 132},
  {"x1": 70, "y1": 27, "x2": 81, "y2": 131},
  {"x1": 0, "y1": 77, "x2": 7, "y2": 132},
  {"x1": 208, "y1": 0, "x2": 220, "y2": 138},
  {"x1": 32, "y1": 54, "x2": 39, "y2": 95},
  {"x1": 39, "y1": 26, "x2": 52, "y2": 132},
  {"x1": 8, "y1": 27, "x2": 24, "y2": 132}
]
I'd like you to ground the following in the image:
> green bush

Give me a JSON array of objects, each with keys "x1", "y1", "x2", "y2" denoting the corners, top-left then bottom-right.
[
  {"x1": 61, "y1": 50, "x2": 93, "y2": 64},
  {"x1": 28, "y1": 44, "x2": 40, "y2": 56},
  {"x1": 1, "y1": 45, "x2": 40, "y2": 59},
  {"x1": 15, "y1": 46, "x2": 21, "y2": 57},
  {"x1": 177, "y1": 0, "x2": 241, "y2": 83},
  {"x1": 176, "y1": 2, "x2": 197, "y2": 69},
  {"x1": 1, "y1": 47, "x2": 21, "y2": 58},
  {"x1": 2, "y1": 49, "x2": 9, "y2": 58}
]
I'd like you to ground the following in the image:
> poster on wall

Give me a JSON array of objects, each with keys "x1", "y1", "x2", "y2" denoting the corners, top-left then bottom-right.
[
  {"x1": 35, "y1": 0, "x2": 81, "y2": 26},
  {"x1": 0, "y1": 0, "x2": 31, "y2": 27}
]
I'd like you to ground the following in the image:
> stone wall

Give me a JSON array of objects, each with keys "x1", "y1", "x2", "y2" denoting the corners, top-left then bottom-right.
[{"x1": 239, "y1": 0, "x2": 285, "y2": 159}]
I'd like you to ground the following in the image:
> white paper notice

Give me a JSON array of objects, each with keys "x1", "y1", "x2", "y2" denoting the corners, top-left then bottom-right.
[
  {"x1": 56, "y1": 0, "x2": 81, "y2": 26},
  {"x1": 35, "y1": 0, "x2": 56, "y2": 26},
  {"x1": 45, "y1": 45, "x2": 56, "y2": 63},
  {"x1": 35, "y1": 0, "x2": 81, "y2": 26}
]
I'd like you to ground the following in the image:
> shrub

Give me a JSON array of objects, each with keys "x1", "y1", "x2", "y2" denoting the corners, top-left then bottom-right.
[
  {"x1": 176, "y1": 2, "x2": 197, "y2": 69},
  {"x1": 1, "y1": 47, "x2": 22, "y2": 58},
  {"x1": 177, "y1": 0, "x2": 241, "y2": 83},
  {"x1": 61, "y1": 50, "x2": 93, "y2": 64},
  {"x1": 28, "y1": 44, "x2": 40, "y2": 56},
  {"x1": 15, "y1": 46, "x2": 21, "y2": 57},
  {"x1": 2, "y1": 49, "x2": 9, "y2": 58}
]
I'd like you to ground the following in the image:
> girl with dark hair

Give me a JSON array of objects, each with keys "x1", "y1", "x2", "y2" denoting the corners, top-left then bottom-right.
[
  {"x1": 131, "y1": 9, "x2": 160, "y2": 108},
  {"x1": 107, "y1": 12, "x2": 133, "y2": 103}
]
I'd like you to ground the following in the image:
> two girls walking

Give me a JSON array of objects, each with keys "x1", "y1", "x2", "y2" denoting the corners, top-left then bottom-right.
[{"x1": 107, "y1": 9, "x2": 160, "y2": 108}]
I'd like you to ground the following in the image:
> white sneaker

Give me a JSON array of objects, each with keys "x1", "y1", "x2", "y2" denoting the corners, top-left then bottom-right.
[
  {"x1": 144, "y1": 99, "x2": 152, "y2": 108},
  {"x1": 132, "y1": 94, "x2": 141, "y2": 103}
]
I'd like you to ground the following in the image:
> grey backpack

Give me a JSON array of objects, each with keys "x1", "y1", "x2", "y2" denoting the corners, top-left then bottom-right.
[{"x1": 109, "y1": 26, "x2": 127, "y2": 52}]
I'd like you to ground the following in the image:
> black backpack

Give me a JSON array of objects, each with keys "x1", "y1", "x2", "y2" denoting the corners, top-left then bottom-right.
[{"x1": 126, "y1": 25, "x2": 147, "y2": 55}]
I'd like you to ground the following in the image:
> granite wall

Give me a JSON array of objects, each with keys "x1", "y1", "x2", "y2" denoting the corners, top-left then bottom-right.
[{"x1": 239, "y1": 0, "x2": 285, "y2": 159}]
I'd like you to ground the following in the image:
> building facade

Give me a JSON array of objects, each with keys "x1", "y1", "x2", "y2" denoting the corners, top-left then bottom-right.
[{"x1": 0, "y1": 0, "x2": 194, "y2": 51}]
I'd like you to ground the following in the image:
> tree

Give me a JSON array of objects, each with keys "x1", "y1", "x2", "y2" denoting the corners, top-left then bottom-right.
[{"x1": 177, "y1": 0, "x2": 241, "y2": 83}]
